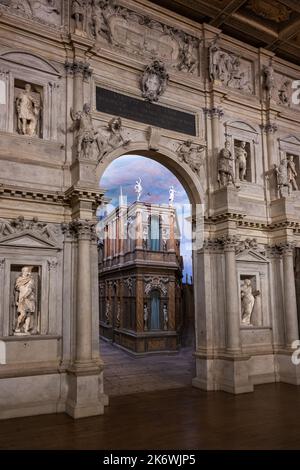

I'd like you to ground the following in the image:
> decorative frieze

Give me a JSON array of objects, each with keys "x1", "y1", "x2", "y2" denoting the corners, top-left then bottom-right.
[
  {"x1": 84, "y1": 0, "x2": 200, "y2": 74},
  {"x1": 0, "y1": 0, "x2": 62, "y2": 28}
]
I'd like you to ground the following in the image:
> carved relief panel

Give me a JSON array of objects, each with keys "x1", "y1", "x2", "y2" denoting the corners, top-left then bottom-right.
[
  {"x1": 0, "y1": 0, "x2": 62, "y2": 27},
  {"x1": 78, "y1": 0, "x2": 200, "y2": 75},
  {"x1": 209, "y1": 41, "x2": 254, "y2": 94}
]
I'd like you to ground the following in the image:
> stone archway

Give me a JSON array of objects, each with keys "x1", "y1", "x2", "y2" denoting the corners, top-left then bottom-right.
[{"x1": 96, "y1": 144, "x2": 205, "y2": 390}]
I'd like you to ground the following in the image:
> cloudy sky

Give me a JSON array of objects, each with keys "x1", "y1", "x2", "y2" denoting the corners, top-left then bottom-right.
[{"x1": 99, "y1": 155, "x2": 193, "y2": 279}]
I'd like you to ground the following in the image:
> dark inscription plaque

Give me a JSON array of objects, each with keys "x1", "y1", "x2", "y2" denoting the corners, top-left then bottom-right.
[{"x1": 96, "y1": 87, "x2": 196, "y2": 136}]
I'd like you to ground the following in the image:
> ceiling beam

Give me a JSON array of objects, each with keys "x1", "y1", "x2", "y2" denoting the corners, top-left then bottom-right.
[
  {"x1": 210, "y1": 0, "x2": 249, "y2": 27},
  {"x1": 266, "y1": 17, "x2": 300, "y2": 51}
]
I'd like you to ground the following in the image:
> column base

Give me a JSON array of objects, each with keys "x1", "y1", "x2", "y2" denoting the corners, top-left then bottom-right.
[
  {"x1": 275, "y1": 352, "x2": 300, "y2": 385},
  {"x1": 66, "y1": 362, "x2": 108, "y2": 419},
  {"x1": 193, "y1": 352, "x2": 253, "y2": 394}
]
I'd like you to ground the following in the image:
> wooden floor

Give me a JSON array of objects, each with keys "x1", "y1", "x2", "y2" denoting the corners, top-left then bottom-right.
[{"x1": 1, "y1": 383, "x2": 300, "y2": 449}]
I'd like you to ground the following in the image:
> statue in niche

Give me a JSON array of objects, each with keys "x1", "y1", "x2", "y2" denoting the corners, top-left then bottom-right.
[
  {"x1": 141, "y1": 60, "x2": 169, "y2": 103},
  {"x1": 218, "y1": 140, "x2": 236, "y2": 187},
  {"x1": 274, "y1": 158, "x2": 292, "y2": 197},
  {"x1": 241, "y1": 278, "x2": 260, "y2": 326},
  {"x1": 178, "y1": 36, "x2": 197, "y2": 73},
  {"x1": 14, "y1": 266, "x2": 36, "y2": 335},
  {"x1": 177, "y1": 140, "x2": 205, "y2": 175},
  {"x1": 70, "y1": 103, "x2": 101, "y2": 160},
  {"x1": 262, "y1": 64, "x2": 275, "y2": 101},
  {"x1": 72, "y1": 0, "x2": 85, "y2": 33},
  {"x1": 105, "y1": 300, "x2": 110, "y2": 324},
  {"x1": 278, "y1": 79, "x2": 291, "y2": 106},
  {"x1": 287, "y1": 155, "x2": 298, "y2": 191},
  {"x1": 16, "y1": 84, "x2": 40, "y2": 137},
  {"x1": 235, "y1": 141, "x2": 248, "y2": 182},
  {"x1": 163, "y1": 304, "x2": 168, "y2": 330},
  {"x1": 143, "y1": 304, "x2": 148, "y2": 331},
  {"x1": 97, "y1": 117, "x2": 130, "y2": 162}
]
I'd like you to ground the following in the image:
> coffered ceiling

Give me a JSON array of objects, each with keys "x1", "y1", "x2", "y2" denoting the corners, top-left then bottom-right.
[{"x1": 150, "y1": 0, "x2": 300, "y2": 66}]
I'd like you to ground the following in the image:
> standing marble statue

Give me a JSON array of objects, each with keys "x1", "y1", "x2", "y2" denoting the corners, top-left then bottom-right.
[
  {"x1": 287, "y1": 155, "x2": 298, "y2": 191},
  {"x1": 262, "y1": 64, "x2": 275, "y2": 101},
  {"x1": 135, "y1": 177, "x2": 142, "y2": 202},
  {"x1": 143, "y1": 304, "x2": 148, "y2": 331},
  {"x1": 241, "y1": 279, "x2": 259, "y2": 326},
  {"x1": 16, "y1": 84, "x2": 40, "y2": 136},
  {"x1": 169, "y1": 185, "x2": 176, "y2": 205},
  {"x1": 14, "y1": 266, "x2": 36, "y2": 335},
  {"x1": 274, "y1": 158, "x2": 290, "y2": 197},
  {"x1": 163, "y1": 304, "x2": 168, "y2": 330},
  {"x1": 72, "y1": 0, "x2": 85, "y2": 33},
  {"x1": 178, "y1": 37, "x2": 196, "y2": 73},
  {"x1": 70, "y1": 103, "x2": 100, "y2": 159},
  {"x1": 218, "y1": 140, "x2": 235, "y2": 187},
  {"x1": 235, "y1": 141, "x2": 248, "y2": 182}
]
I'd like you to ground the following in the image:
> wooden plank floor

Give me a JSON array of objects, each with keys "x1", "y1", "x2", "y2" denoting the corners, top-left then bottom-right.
[{"x1": 1, "y1": 383, "x2": 300, "y2": 449}]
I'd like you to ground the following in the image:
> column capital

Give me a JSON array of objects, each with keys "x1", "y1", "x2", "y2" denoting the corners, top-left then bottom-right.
[
  {"x1": 278, "y1": 242, "x2": 296, "y2": 256},
  {"x1": 261, "y1": 122, "x2": 278, "y2": 134},
  {"x1": 70, "y1": 219, "x2": 96, "y2": 240},
  {"x1": 203, "y1": 107, "x2": 224, "y2": 119},
  {"x1": 65, "y1": 60, "x2": 92, "y2": 80},
  {"x1": 219, "y1": 235, "x2": 240, "y2": 251}
]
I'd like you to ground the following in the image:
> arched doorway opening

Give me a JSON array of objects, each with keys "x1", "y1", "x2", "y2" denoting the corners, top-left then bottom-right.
[{"x1": 96, "y1": 147, "x2": 204, "y2": 396}]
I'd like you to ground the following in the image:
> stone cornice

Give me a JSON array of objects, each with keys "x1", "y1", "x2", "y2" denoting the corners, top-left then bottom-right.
[{"x1": 0, "y1": 184, "x2": 104, "y2": 207}]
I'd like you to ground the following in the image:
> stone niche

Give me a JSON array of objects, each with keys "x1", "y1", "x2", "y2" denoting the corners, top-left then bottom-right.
[
  {"x1": 236, "y1": 248, "x2": 272, "y2": 351},
  {"x1": 0, "y1": 51, "x2": 62, "y2": 140},
  {"x1": 9, "y1": 264, "x2": 41, "y2": 336},
  {"x1": 0, "y1": 218, "x2": 63, "y2": 340},
  {"x1": 224, "y1": 120, "x2": 261, "y2": 186},
  {"x1": 278, "y1": 135, "x2": 300, "y2": 189}
]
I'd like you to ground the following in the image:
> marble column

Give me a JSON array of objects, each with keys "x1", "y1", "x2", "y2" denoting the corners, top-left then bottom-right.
[
  {"x1": 281, "y1": 243, "x2": 299, "y2": 347},
  {"x1": 223, "y1": 236, "x2": 241, "y2": 353},
  {"x1": 264, "y1": 123, "x2": 278, "y2": 169},
  {"x1": 73, "y1": 220, "x2": 93, "y2": 364},
  {"x1": 168, "y1": 210, "x2": 175, "y2": 252}
]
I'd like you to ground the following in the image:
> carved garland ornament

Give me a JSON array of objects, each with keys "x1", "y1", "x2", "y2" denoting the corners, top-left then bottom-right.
[{"x1": 144, "y1": 276, "x2": 169, "y2": 296}]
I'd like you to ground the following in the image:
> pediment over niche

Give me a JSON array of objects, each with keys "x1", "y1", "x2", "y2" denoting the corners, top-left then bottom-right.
[
  {"x1": 279, "y1": 135, "x2": 300, "y2": 146},
  {"x1": 0, "y1": 52, "x2": 61, "y2": 76},
  {"x1": 236, "y1": 249, "x2": 269, "y2": 263},
  {"x1": 0, "y1": 231, "x2": 59, "y2": 249},
  {"x1": 225, "y1": 120, "x2": 258, "y2": 134}
]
